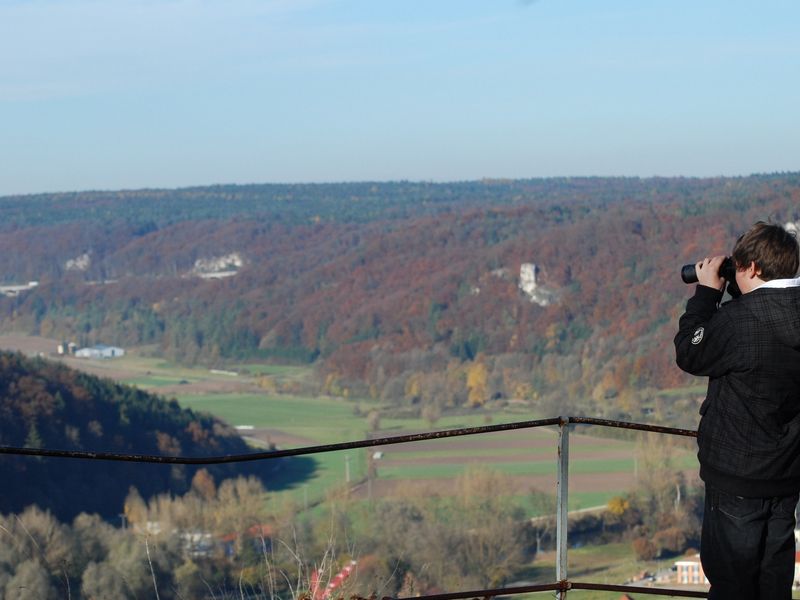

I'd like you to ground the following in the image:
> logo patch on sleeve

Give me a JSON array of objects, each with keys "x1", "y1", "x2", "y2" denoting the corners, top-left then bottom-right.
[{"x1": 691, "y1": 327, "x2": 704, "y2": 345}]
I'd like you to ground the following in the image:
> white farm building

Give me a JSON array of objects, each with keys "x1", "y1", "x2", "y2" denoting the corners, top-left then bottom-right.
[{"x1": 75, "y1": 344, "x2": 125, "y2": 359}]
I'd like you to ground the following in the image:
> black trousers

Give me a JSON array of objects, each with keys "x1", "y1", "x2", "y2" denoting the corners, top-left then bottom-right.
[{"x1": 701, "y1": 483, "x2": 799, "y2": 600}]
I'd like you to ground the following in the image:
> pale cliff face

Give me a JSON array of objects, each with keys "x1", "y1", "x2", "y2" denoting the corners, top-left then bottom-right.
[
  {"x1": 519, "y1": 263, "x2": 553, "y2": 307},
  {"x1": 193, "y1": 253, "x2": 244, "y2": 274},
  {"x1": 65, "y1": 252, "x2": 91, "y2": 271}
]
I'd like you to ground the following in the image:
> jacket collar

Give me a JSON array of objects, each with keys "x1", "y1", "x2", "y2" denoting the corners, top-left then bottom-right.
[{"x1": 755, "y1": 277, "x2": 800, "y2": 290}]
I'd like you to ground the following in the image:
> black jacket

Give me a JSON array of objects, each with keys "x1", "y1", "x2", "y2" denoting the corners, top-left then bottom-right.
[{"x1": 675, "y1": 282, "x2": 800, "y2": 497}]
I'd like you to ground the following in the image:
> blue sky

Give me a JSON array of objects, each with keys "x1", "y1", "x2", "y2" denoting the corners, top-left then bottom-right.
[{"x1": 1, "y1": 0, "x2": 799, "y2": 195}]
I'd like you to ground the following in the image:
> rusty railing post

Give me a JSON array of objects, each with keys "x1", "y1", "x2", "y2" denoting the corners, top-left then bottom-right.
[{"x1": 556, "y1": 416, "x2": 570, "y2": 598}]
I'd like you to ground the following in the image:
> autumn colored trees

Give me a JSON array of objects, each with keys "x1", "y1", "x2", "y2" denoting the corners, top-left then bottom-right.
[
  {"x1": 1, "y1": 175, "x2": 799, "y2": 422},
  {"x1": 0, "y1": 352, "x2": 292, "y2": 520}
]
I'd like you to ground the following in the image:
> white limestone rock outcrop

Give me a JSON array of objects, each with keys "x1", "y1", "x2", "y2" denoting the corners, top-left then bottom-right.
[
  {"x1": 519, "y1": 263, "x2": 556, "y2": 307},
  {"x1": 192, "y1": 253, "x2": 244, "y2": 279},
  {"x1": 65, "y1": 253, "x2": 91, "y2": 271}
]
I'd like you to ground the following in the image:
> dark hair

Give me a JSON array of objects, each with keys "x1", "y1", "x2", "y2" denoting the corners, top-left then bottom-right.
[{"x1": 732, "y1": 222, "x2": 799, "y2": 281}]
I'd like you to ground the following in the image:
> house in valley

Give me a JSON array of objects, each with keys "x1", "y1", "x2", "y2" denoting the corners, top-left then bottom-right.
[{"x1": 674, "y1": 554, "x2": 707, "y2": 585}]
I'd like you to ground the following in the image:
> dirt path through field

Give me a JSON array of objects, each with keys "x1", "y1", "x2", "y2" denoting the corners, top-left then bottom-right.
[
  {"x1": 245, "y1": 428, "x2": 319, "y2": 449},
  {"x1": 0, "y1": 333, "x2": 61, "y2": 355}
]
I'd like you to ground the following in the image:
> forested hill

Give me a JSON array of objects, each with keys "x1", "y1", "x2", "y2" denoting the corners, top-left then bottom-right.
[
  {"x1": 0, "y1": 351, "x2": 280, "y2": 520},
  {"x1": 0, "y1": 177, "x2": 744, "y2": 230},
  {"x1": 1, "y1": 175, "x2": 799, "y2": 425}
]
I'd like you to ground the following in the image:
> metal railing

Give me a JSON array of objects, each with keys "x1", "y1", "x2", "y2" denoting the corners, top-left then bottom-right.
[{"x1": 0, "y1": 415, "x2": 707, "y2": 599}]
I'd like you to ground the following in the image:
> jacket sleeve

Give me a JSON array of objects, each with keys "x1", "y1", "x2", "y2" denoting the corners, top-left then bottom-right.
[{"x1": 674, "y1": 285, "x2": 739, "y2": 378}]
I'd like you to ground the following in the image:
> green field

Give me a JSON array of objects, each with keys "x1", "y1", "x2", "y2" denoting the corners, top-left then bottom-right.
[
  {"x1": 390, "y1": 442, "x2": 636, "y2": 460},
  {"x1": 93, "y1": 355, "x2": 240, "y2": 387},
  {"x1": 173, "y1": 388, "x2": 696, "y2": 513},
  {"x1": 179, "y1": 393, "x2": 368, "y2": 443},
  {"x1": 230, "y1": 362, "x2": 311, "y2": 378},
  {"x1": 122, "y1": 374, "x2": 193, "y2": 387},
  {"x1": 177, "y1": 392, "x2": 372, "y2": 500},
  {"x1": 85, "y1": 354, "x2": 696, "y2": 517},
  {"x1": 79, "y1": 352, "x2": 314, "y2": 389},
  {"x1": 376, "y1": 458, "x2": 639, "y2": 479}
]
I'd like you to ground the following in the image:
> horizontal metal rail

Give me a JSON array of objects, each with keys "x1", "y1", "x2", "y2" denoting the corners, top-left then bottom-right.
[
  {"x1": 0, "y1": 416, "x2": 695, "y2": 464},
  {"x1": 569, "y1": 581, "x2": 707, "y2": 598},
  {"x1": 1, "y1": 416, "x2": 706, "y2": 598},
  {"x1": 394, "y1": 580, "x2": 708, "y2": 599}
]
